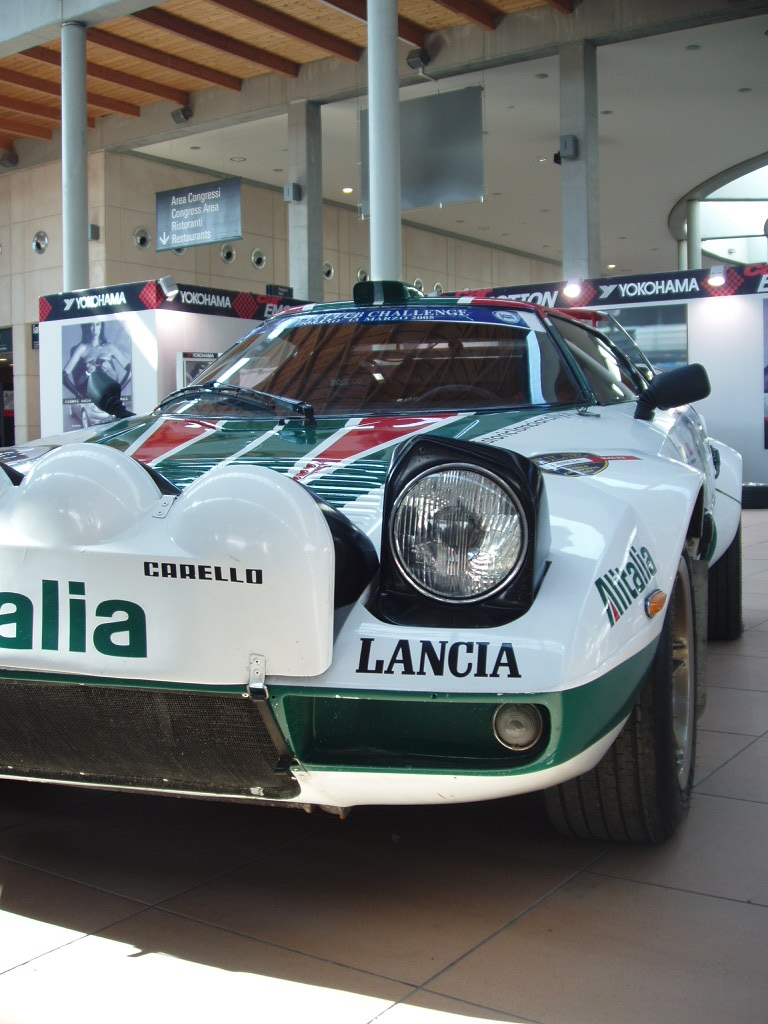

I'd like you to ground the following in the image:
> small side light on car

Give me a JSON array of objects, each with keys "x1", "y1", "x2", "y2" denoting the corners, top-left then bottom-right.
[
  {"x1": 493, "y1": 704, "x2": 544, "y2": 752},
  {"x1": 390, "y1": 464, "x2": 527, "y2": 602},
  {"x1": 645, "y1": 589, "x2": 667, "y2": 618}
]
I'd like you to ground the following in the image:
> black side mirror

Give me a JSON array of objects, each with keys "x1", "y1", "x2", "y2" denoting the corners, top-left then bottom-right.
[
  {"x1": 86, "y1": 368, "x2": 132, "y2": 419},
  {"x1": 635, "y1": 363, "x2": 710, "y2": 420}
]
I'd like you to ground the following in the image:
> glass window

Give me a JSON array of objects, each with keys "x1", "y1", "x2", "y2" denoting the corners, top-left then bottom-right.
[
  {"x1": 548, "y1": 314, "x2": 640, "y2": 405},
  {"x1": 163, "y1": 311, "x2": 588, "y2": 418}
]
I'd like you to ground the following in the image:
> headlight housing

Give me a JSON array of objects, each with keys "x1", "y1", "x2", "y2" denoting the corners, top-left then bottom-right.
[
  {"x1": 390, "y1": 464, "x2": 527, "y2": 602},
  {"x1": 378, "y1": 436, "x2": 545, "y2": 627}
]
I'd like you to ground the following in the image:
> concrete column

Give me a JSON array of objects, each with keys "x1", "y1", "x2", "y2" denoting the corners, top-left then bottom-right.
[
  {"x1": 686, "y1": 199, "x2": 701, "y2": 270},
  {"x1": 559, "y1": 41, "x2": 600, "y2": 281},
  {"x1": 678, "y1": 239, "x2": 688, "y2": 271},
  {"x1": 367, "y1": 0, "x2": 402, "y2": 281},
  {"x1": 287, "y1": 99, "x2": 323, "y2": 302},
  {"x1": 61, "y1": 21, "x2": 89, "y2": 291}
]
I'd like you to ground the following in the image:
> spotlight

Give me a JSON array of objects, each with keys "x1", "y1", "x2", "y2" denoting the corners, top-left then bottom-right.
[
  {"x1": 0, "y1": 149, "x2": 19, "y2": 168},
  {"x1": 708, "y1": 265, "x2": 726, "y2": 288},
  {"x1": 158, "y1": 275, "x2": 179, "y2": 300},
  {"x1": 563, "y1": 280, "x2": 582, "y2": 298},
  {"x1": 171, "y1": 106, "x2": 193, "y2": 124},
  {"x1": 406, "y1": 47, "x2": 431, "y2": 71}
]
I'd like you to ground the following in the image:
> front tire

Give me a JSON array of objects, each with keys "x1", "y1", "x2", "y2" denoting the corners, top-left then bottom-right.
[
  {"x1": 707, "y1": 522, "x2": 742, "y2": 641},
  {"x1": 544, "y1": 553, "x2": 697, "y2": 843}
]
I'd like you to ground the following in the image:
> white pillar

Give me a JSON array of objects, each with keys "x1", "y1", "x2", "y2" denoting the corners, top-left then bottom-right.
[
  {"x1": 559, "y1": 41, "x2": 600, "y2": 281},
  {"x1": 367, "y1": 0, "x2": 402, "y2": 281},
  {"x1": 61, "y1": 21, "x2": 89, "y2": 291},
  {"x1": 287, "y1": 100, "x2": 324, "y2": 302},
  {"x1": 686, "y1": 199, "x2": 701, "y2": 270}
]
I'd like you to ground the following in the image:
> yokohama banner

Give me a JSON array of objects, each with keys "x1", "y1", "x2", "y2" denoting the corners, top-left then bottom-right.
[{"x1": 460, "y1": 264, "x2": 768, "y2": 308}]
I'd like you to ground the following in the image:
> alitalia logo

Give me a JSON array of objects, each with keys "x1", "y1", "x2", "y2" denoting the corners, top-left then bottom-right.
[
  {"x1": 0, "y1": 580, "x2": 147, "y2": 658},
  {"x1": 595, "y1": 546, "x2": 657, "y2": 626}
]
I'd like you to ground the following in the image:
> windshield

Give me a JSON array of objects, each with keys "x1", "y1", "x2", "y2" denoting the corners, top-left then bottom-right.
[{"x1": 161, "y1": 307, "x2": 589, "y2": 418}]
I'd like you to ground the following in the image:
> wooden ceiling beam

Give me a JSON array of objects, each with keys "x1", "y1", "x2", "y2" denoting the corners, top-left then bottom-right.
[
  {"x1": 0, "y1": 94, "x2": 94, "y2": 126},
  {"x1": 24, "y1": 46, "x2": 190, "y2": 105},
  {"x1": 208, "y1": 0, "x2": 361, "y2": 62},
  {"x1": 0, "y1": 67, "x2": 59, "y2": 98},
  {"x1": 0, "y1": 117, "x2": 52, "y2": 141},
  {"x1": 88, "y1": 27, "x2": 242, "y2": 92},
  {"x1": 134, "y1": 8, "x2": 299, "y2": 78},
  {"x1": 429, "y1": 0, "x2": 498, "y2": 31},
  {"x1": 0, "y1": 65, "x2": 140, "y2": 117},
  {"x1": 1, "y1": 96, "x2": 61, "y2": 122},
  {"x1": 86, "y1": 94, "x2": 141, "y2": 118},
  {"x1": 319, "y1": 1, "x2": 425, "y2": 47}
]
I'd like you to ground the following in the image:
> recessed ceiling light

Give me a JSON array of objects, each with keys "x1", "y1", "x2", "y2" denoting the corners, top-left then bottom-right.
[
  {"x1": 537, "y1": 156, "x2": 547, "y2": 163},
  {"x1": 601, "y1": 110, "x2": 613, "y2": 115},
  {"x1": 273, "y1": 167, "x2": 283, "y2": 173},
  {"x1": 607, "y1": 263, "x2": 616, "y2": 270},
  {"x1": 342, "y1": 186, "x2": 354, "y2": 194},
  {"x1": 738, "y1": 87, "x2": 752, "y2": 93},
  {"x1": 190, "y1": 145, "x2": 201, "y2": 151},
  {"x1": 456, "y1": 219, "x2": 464, "y2": 224},
  {"x1": 535, "y1": 72, "x2": 549, "y2": 79},
  {"x1": 686, "y1": 44, "x2": 701, "y2": 51},
  {"x1": 230, "y1": 156, "x2": 246, "y2": 162}
]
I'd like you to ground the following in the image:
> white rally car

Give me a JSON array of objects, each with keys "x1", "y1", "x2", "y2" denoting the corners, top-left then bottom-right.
[{"x1": 0, "y1": 282, "x2": 742, "y2": 842}]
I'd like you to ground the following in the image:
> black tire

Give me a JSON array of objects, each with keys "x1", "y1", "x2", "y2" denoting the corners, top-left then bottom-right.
[
  {"x1": 544, "y1": 553, "x2": 697, "y2": 843},
  {"x1": 707, "y1": 522, "x2": 742, "y2": 641}
]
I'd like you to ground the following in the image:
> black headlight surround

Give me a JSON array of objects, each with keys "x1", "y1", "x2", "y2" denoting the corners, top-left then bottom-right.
[{"x1": 376, "y1": 436, "x2": 543, "y2": 627}]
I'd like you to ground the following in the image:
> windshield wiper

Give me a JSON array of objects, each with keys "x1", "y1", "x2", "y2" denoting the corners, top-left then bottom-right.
[{"x1": 158, "y1": 382, "x2": 315, "y2": 425}]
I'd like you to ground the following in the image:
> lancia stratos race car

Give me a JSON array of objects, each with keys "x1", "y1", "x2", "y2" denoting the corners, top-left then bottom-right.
[{"x1": 0, "y1": 282, "x2": 743, "y2": 842}]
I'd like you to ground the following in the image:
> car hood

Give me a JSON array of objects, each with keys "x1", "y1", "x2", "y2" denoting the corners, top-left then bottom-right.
[
  {"x1": 0, "y1": 403, "x2": 703, "y2": 691},
  {"x1": 5, "y1": 403, "x2": 683, "y2": 546}
]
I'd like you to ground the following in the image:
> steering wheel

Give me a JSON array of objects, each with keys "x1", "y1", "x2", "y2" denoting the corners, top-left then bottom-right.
[{"x1": 417, "y1": 385, "x2": 504, "y2": 407}]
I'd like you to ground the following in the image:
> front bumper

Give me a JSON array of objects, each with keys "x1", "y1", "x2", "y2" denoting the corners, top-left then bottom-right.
[{"x1": 0, "y1": 639, "x2": 655, "y2": 808}]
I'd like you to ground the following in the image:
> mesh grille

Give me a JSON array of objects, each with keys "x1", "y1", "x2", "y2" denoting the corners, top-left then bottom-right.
[{"x1": 0, "y1": 680, "x2": 299, "y2": 799}]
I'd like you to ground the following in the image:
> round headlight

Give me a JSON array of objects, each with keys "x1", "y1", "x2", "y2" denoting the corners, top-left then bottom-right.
[{"x1": 390, "y1": 464, "x2": 527, "y2": 602}]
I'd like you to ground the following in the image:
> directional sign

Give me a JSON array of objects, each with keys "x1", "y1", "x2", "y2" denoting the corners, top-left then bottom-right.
[{"x1": 156, "y1": 178, "x2": 242, "y2": 252}]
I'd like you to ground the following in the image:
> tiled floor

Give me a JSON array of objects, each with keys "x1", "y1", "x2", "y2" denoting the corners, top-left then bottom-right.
[{"x1": 0, "y1": 513, "x2": 766, "y2": 1024}]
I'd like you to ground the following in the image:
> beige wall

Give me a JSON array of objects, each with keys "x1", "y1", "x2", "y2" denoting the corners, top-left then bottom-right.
[{"x1": 0, "y1": 151, "x2": 558, "y2": 442}]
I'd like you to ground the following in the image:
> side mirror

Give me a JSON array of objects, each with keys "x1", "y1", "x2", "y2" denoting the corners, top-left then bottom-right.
[
  {"x1": 635, "y1": 363, "x2": 710, "y2": 420},
  {"x1": 86, "y1": 368, "x2": 132, "y2": 420}
]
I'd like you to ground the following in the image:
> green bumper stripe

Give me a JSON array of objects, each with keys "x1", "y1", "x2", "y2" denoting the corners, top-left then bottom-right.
[{"x1": 268, "y1": 641, "x2": 658, "y2": 776}]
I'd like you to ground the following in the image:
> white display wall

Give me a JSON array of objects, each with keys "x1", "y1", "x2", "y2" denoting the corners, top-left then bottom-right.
[{"x1": 38, "y1": 282, "x2": 296, "y2": 438}]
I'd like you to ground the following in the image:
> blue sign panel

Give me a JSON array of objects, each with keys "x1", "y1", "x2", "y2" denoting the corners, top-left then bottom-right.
[{"x1": 156, "y1": 178, "x2": 242, "y2": 251}]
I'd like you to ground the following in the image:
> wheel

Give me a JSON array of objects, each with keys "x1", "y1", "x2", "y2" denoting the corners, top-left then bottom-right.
[
  {"x1": 544, "y1": 553, "x2": 697, "y2": 843},
  {"x1": 707, "y1": 522, "x2": 742, "y2": 641}
]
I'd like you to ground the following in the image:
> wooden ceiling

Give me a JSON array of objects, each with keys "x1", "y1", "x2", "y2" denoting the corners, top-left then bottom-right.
[{"x1": 0, "y1": 0, "x2": 572, "y2": 155}]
